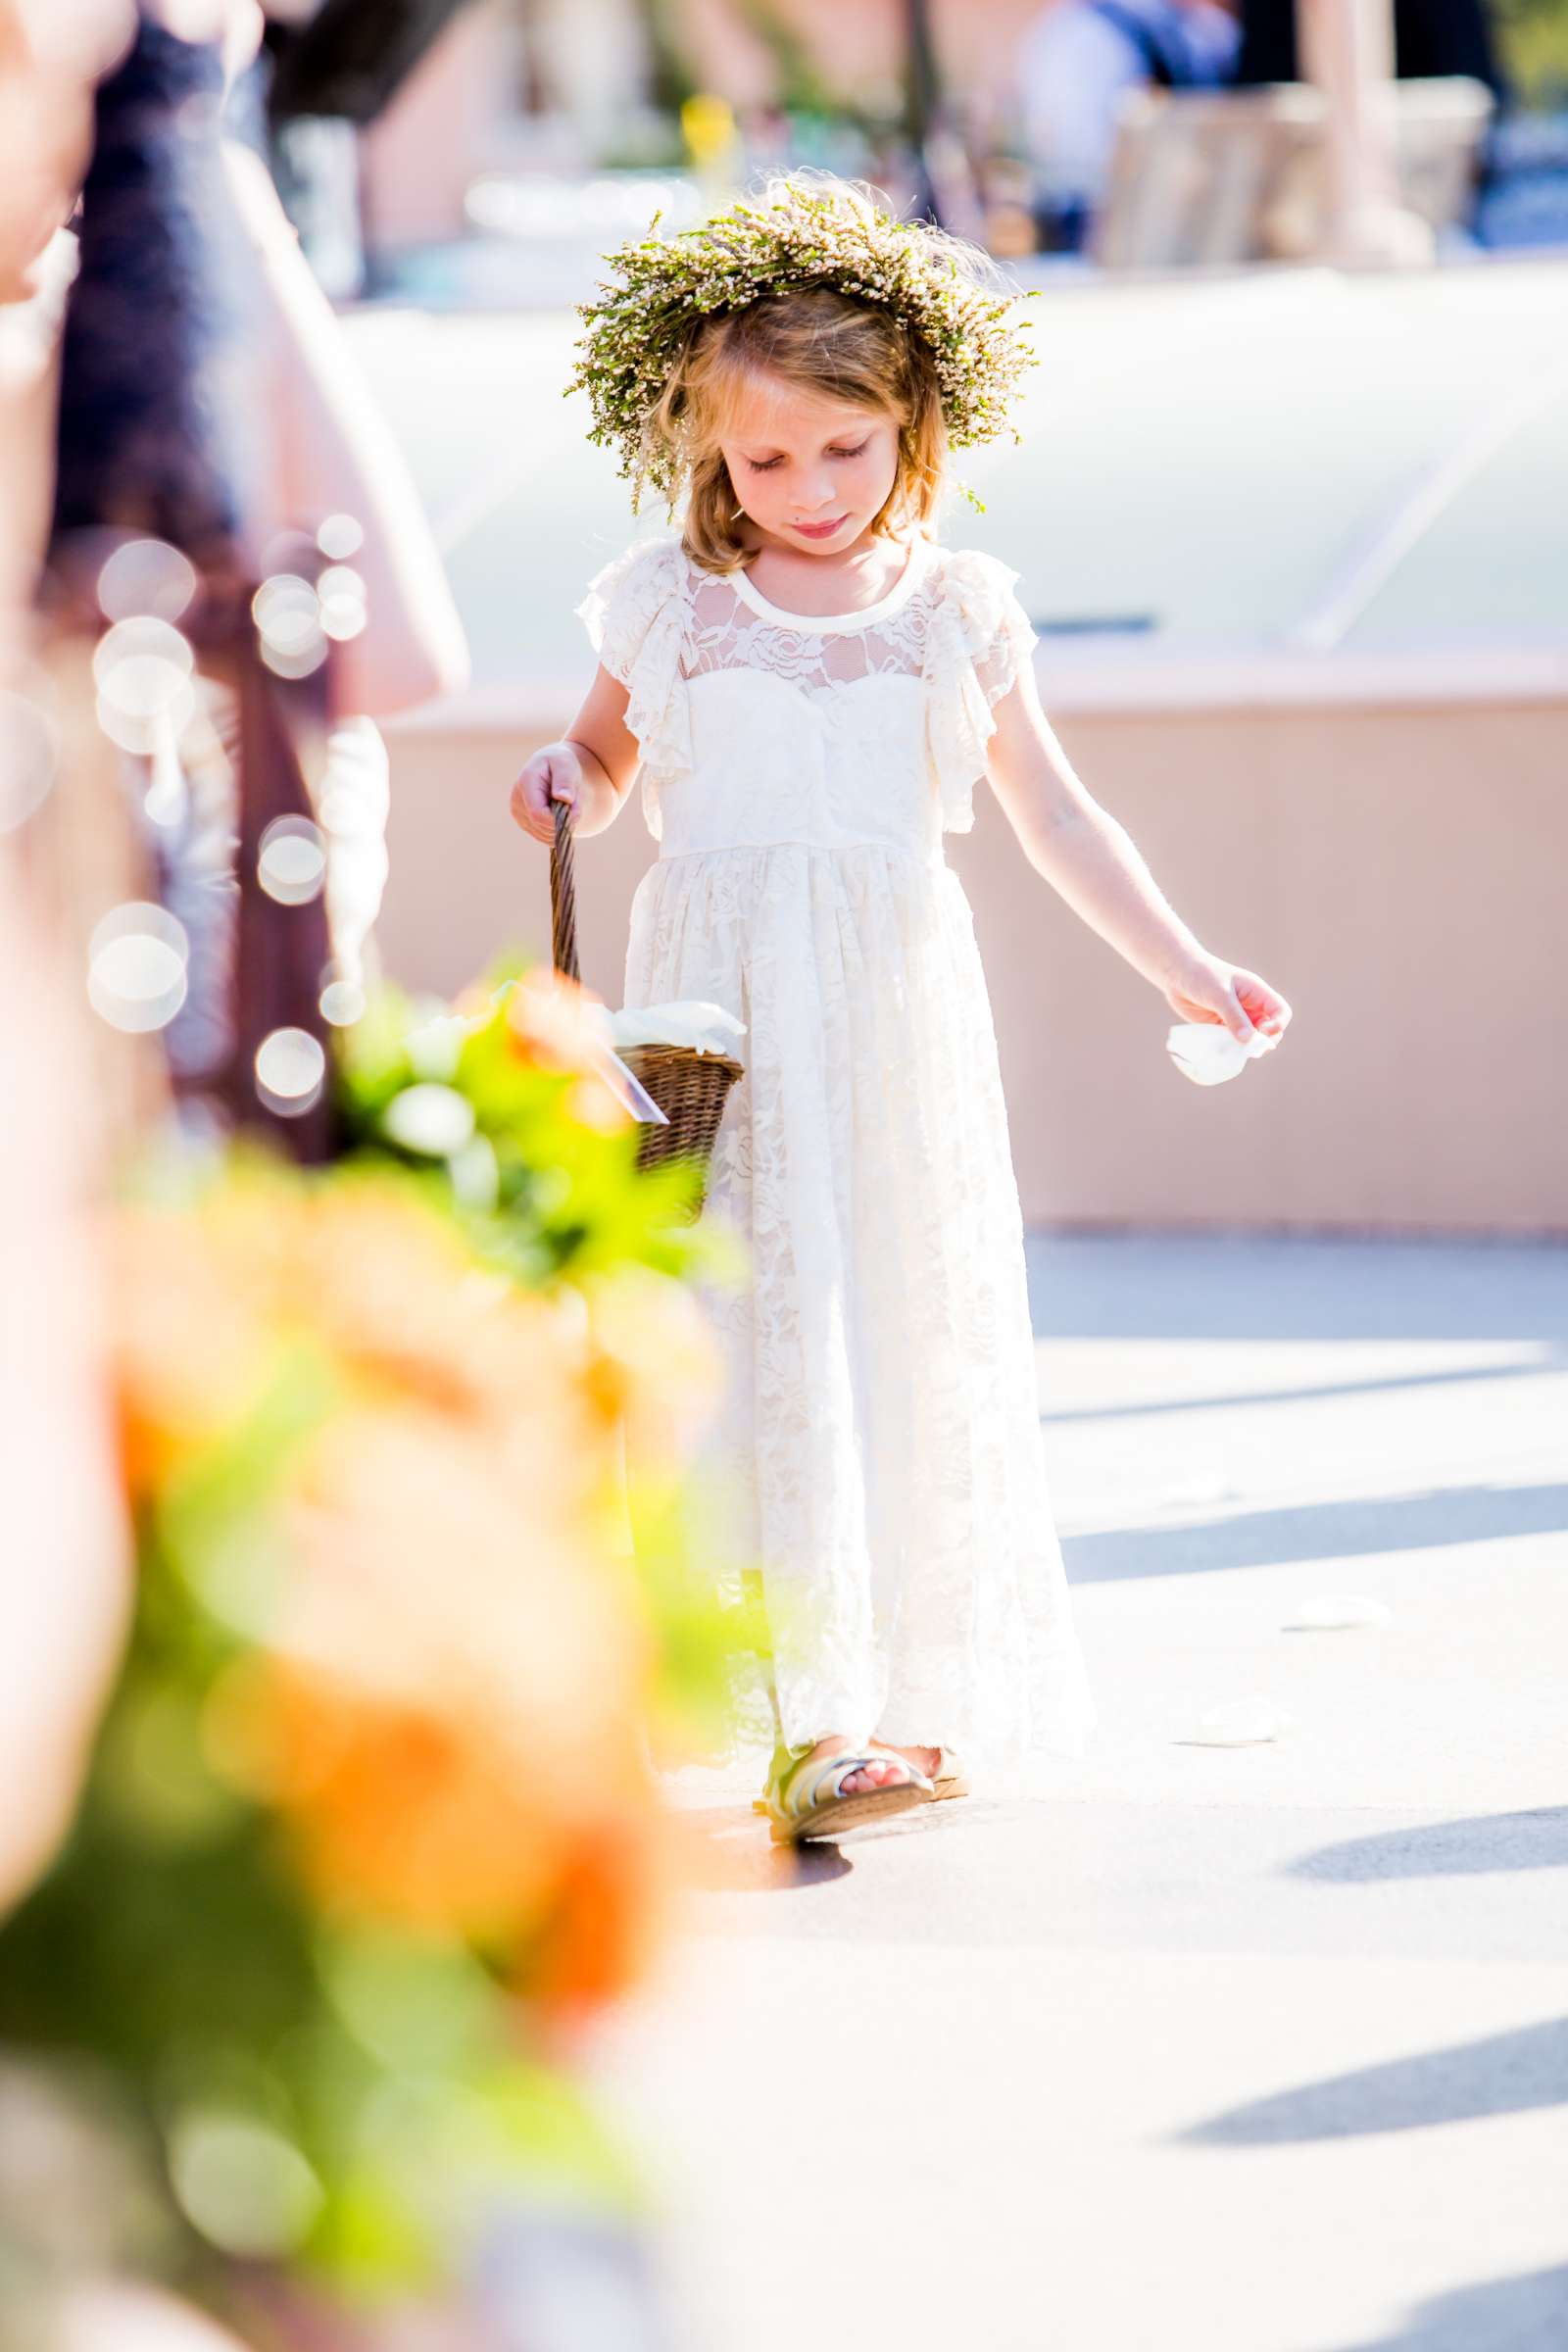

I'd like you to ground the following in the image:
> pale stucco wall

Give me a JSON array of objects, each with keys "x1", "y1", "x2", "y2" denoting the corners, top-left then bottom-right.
[{"x1": 374, "y1": 686, "x2": 1568, "y2": 1236}]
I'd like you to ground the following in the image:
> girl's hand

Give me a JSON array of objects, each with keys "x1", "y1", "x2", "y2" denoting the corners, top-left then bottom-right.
[
  {"x1": 1163, "y1": 953, "x2": 1292, "y2": 1050},
  {"x1": 510, "y1": 740, "x2": 584, "y2": 846}
]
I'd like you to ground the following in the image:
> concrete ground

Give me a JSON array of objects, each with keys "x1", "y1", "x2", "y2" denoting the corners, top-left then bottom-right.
[{"x1": 590, "y1": 1232, "x2": 1568, "y2": 2352}]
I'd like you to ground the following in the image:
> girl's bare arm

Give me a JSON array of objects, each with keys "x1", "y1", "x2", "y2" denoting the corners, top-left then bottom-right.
[
  {"x1": 986, "y1": 661, "x2": 1291, "y2": 1043},
  {"x1": 510, "y1": 662, "x2": 642, "y2": 844}
]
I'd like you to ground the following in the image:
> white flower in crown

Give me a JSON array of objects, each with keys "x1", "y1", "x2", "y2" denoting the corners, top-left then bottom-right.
[{"x1": 569, "y1": 173, "x2": 1039, "y2": 509}]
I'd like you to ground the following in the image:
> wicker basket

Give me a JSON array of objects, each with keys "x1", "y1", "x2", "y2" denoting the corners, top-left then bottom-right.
[{"x1": 551, "y1": 797, "x2": 744, "y2": 1218}]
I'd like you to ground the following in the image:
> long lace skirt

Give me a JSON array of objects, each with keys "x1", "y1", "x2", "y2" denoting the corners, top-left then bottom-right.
[{"x1": 623, "y1": 838, "x2": 1097, "y2": 1778}]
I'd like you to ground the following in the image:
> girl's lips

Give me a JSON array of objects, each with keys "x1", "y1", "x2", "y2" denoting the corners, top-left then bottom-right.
[{"x1": 792, "y1": 515, "x2": 849, "y2": 539}]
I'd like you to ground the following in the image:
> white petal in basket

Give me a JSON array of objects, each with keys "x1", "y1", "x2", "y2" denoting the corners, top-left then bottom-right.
[
  {"x1": 607, "y1": 1000, "x2": 747, "y2": 1057},
  {"x1": 1166, "y1": 1022, "x2": 1275, "y2": 1086},
  {"x1": 1182, "y1": 1695, "x2": 1291, "y2": 1746},
  {"x1": 1284, "y1": 1594, "x2": 1393, "y2": 1632}
]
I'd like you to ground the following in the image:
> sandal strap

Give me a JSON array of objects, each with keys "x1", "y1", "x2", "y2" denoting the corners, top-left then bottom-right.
[{"x1": 767, "y1": 1745, "x2": 921, "y2": 1825}]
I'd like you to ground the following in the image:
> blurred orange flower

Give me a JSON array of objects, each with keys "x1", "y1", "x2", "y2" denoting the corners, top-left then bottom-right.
[
  {"x1": 527, "y1": 1815, "x2": 671, "y2": 2020},
  {"x1": 576, "y1": 1264, "x2": 723, "y2": 1472},
  {"x1": 108, "y1": 1200, "x2": 278, "y2": 1502},
  {"x1": 109, "y1": 1168, "x2": 699, "y2": 2009},
  {"x1": 504, "y1": 969, "x2": 612, "y2": 1078}
]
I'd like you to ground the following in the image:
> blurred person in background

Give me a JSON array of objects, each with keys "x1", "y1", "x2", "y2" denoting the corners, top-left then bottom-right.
[
  {"x1": 0, "y1": 0, "x2": 138, "y2": 1941},
  {"x1": 0, "y1": 29, "x2": 243, "y2": 2346},
  {"x1": 0, "y1": 0, "x2": 132, "y2": 618},
  {"x1": 1, "y1": 0, "x2": 469, "y2": 1944},
  {"x1": 44, "y1": 0, "x2": 469, "y2": 1158},
  {"x1": 1019, "y1": 0, "x2": 1242, "y2": 248},
  {"x1": 0, "y1": 14, "x2": 461, "y2": 2344}
]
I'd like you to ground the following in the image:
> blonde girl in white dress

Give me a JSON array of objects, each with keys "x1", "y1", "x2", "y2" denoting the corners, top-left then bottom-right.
[{"x1": 511, "y1": 178, "x2": 1292, "y2": 1842}]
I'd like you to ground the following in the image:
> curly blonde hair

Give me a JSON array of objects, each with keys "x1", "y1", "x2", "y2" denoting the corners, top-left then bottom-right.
[{"x1": 650, "y1": 286, "x2": 947, "y2": 572}]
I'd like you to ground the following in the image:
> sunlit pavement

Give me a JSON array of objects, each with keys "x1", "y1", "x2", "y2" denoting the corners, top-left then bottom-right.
[{"x1": 590, "y1": 1232, "x2": 1568, "y2": 2352}]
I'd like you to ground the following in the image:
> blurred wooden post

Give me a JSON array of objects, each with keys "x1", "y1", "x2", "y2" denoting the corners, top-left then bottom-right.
[{"x1": 1297, "y1": 0, "x2": 1436, "y2": 261}]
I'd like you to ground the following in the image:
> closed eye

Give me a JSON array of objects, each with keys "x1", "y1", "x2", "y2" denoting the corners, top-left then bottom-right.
[{"x1": 744, "y1": 442, "x2": 869, "y2": 473}]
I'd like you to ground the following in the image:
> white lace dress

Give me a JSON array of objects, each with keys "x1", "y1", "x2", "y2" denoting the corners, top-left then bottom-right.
[{"x1": 579, "y1": 529, "x2": 1097, "y2": 1779}]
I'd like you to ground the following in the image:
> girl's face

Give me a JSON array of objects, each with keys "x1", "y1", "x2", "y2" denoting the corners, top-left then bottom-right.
[{"x1": 717, "y1": 377, "x2": 901, "y2": 556}]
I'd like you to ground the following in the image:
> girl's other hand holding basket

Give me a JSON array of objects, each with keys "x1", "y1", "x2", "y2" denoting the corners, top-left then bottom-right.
[{"x1": 510, "y1": 740, "x2": 584, "y2": 846}]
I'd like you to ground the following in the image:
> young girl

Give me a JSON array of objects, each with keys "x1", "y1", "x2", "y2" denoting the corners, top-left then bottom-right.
[{"x1": 511, "y1": 177, "x2": 1291, "y2": 1843}]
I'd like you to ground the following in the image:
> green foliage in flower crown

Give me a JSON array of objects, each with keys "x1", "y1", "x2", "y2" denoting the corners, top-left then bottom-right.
[{"x1": 569, "y1": 175, "x2": 1039, "y2": 507}]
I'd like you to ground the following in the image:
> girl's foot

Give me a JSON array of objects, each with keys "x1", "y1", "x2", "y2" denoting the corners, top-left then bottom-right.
[
  {"x1": 800, "y1": 1733, "x2": 913, "y2": 1796},
  {"x1": 870, "y1": 1740, "x2": 970, "y2": 1800}
]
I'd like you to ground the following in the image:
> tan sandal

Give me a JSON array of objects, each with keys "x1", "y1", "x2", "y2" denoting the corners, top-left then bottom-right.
[{"x1": 760, "y1": 1740, "x2": 933, "y2": 1844}]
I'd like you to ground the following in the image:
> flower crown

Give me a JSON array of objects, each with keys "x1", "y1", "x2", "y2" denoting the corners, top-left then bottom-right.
[{"x1": 569, "y1": 176, "x2": 1038, "y2": 507}]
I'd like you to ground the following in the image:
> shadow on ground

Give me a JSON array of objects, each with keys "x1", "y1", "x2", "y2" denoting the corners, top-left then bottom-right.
[
  {"x1": 1177, "y1": 2018, "x2": 1568, "y2": 2144},
  {"x1": 1290, "y1": 1809, "x2": 1568, "y2": 1882},
  {"x1": 1061, "y1": 1482, "x2": 1568, "y2": 1582},
  {"x1": 672, "y1": 1795, "x2": 981, "y2": 1891},
  {"x1": 1025, "y1": 1231, "x2": 1568, "y2": 1346},
  {"x1": 1334, "y1": 2265, "x2": 1568, "y2": 2350},
  {"x1": 671, "y1": 1802, "x2": 854, "y2": 1890}
]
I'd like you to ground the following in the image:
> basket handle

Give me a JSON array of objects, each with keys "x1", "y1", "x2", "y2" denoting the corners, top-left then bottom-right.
[{"x1": 549, "y1": 792, "x2": 580, "y2": 984}]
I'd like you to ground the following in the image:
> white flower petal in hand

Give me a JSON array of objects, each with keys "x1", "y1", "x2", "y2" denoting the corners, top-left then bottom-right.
[{"x1": 1166, "y1": 1022, "x2": 1274, "y2": 1086}]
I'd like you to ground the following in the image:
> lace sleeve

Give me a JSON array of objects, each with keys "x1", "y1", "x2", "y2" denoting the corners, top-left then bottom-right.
[
  {"x1": 575, "y1": 537, "x2": 694, "y2": 842},
  {"x1": 923, "y1": 548, "x2": 1039, "y2": 834}
]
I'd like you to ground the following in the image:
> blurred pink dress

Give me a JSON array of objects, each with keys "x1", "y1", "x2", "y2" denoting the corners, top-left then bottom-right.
[{"x1": 580, "y1": 530, "x2": 1096, "y2": 1777}]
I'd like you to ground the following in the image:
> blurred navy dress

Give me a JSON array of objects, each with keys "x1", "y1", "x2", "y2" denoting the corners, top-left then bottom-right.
[{"x1": 49, "y1": 8, "x2": 337, "y2": 1159}]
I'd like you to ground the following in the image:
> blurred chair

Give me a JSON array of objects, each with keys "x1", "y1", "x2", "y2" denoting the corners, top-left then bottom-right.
[{"x1": 1092, "y1": 75, "x2": 1494, "y2": 265}]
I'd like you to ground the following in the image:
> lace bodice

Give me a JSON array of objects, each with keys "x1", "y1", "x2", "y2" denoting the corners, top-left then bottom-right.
[{"x1": 576, "y1": 532, "x2": 1037, "y2": 858}]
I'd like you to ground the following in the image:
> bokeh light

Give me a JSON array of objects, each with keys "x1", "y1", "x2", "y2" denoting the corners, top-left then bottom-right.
[
  {"x1": 318, "y1": 564, "x2": 368, "y2": 642},
  {"x1": 96, "y1": 537, "x2": 199, "y2": 625},
  {"x1": 168, "y1": 2111, "x2": 322, "y2": 2260},
  {"x1": 258, "y1": 814, "x2": 327, "y2": 906},
  {"x1": 317, "y1": 512, "x2": 365, "y2": 561},
  {"x1": 252, "y1": 575, "x2": 327, "y2": 680},
  {"x1": 318, "y1": 976, "x2": 368, "y2": 1027},
  {"x1": 86, "y1": 903, "x2": 190, "y2": 1034},
  {"x1": 254, "y1": 1026, "x2": 327, "y2": 1116},
  {"x1": 92, "y1": 617, "x2": 196, "y2": 757}
]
